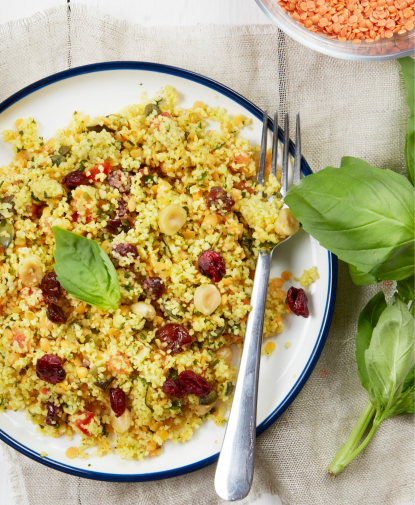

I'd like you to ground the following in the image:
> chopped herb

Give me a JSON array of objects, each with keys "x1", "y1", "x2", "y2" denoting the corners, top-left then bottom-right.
[
  {"x1": 83, "y1": 192, "x2": 92, "y2": 201},
  {"x1": 127, "y1": 139, "x2": 135, "y2": 146},
  {"x1": 212, "y1": 359, "x2": 220, "y2": 367},
  {"x1": 0, "y1": 181, "x2": 3, "y2": 188},
  {"x1": 167, "y1": 400, "x2": 181, "y2": 410},
  {"x1": 194, "y1": 311, "x2": 202, "y2": 317},
  {"x1": 78, "y1": 160, "x2": 86, "y2": 171},
  {"x1": 166, "y1": 124, "x2": 171, "y2": 132},
  {"x1": 43, "y1": 192, "x2": 51, "y2": 199},
  {"x1": 170, "y1": 369, "x2": 178, "y2": 380},
  {"x1": 145, "y1": 386, "x2": 154, "y2": 412},
  {"x1": 31, "y1": 157, "x2": 35, "y2": 163},
  {"x1": 186, "y1": 186, "x2": 191, "y2": 196},
  {"x1": 183, "y1": 206, "x2": 189, "y2": 214},
  {"x1": 143, "y1": 174, "x2": 155, "y2": 187},
  {"x1": 259, "y1": 241, "x2": 277, "y2": 249},
  {"x1": 124, "y1": 271, "x2": 130, "y2": 278},
  {"x1": 66, "y1": 190, "x2": 73, "y2": 204},
  {"x1": 198, "y1": 171, "x2": 208, "y2": 181},
  {"x1": 140, "y1": 333, "x2": 146, "y2": 340},
  {"x1": 0, "y1": 219, "x2": 6, "y2": 228},
  {"x1": 184, "y1": 131, "x2": 190, "y2": 141},
  {"x1": 213, "y1": 142, "x2": 226, "y2": 151}
]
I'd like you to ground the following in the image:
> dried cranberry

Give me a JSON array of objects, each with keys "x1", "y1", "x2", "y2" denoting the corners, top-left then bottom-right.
[
  {"x1": 112, "y1": 242, "x2": 139, "y2": 259},
  {"x1": 141, "y1": 277, "x2": 165, "y2": 300},
  {"x1": 155, "y1": 323, "x2": 194, "y2": 355},
  {"x1": 234, "y1": 181, "x2": 256, "y2": 195},
  {"x1": 198, "y1": 250, "x2": 226, "y2": 283},
  {"x1": 62, "y1": 171, "x2": 90, "y2": 189},
  {"x1": 178, "y1": 371, "x2": 213, "y2": 397},
  {"x1": 105, "y1": 217, "x2": 133, "y2": 234},
  {"x1": 36, "y1": 354, "x2": 66, "y2": 384},
  {"x1": 40, "y1": 272, "x2": 63, "y2": 304},
  {"x1": 287, "y1": 287, "x2": 309, "y2": 318},
  {"x1": 107, "y1": 170, "x2": 131, "y2": 194},
  {"x1": 109, "y1": 388, "x2": 126, "y2": 418},
  {"x1": 45, "y1": 402, "x2": 60, "y2": 426},
  {"x1": 162, "y1": 378, "x2": 185, "y2": 398},
  {"x1": 46, "y1": 303, "x2": 67, "y2": 324},
  {"x1": 206, "y1": 187, "x2": 235, "y2": 215},
  {"x1": 116, "y1": 197, "x2": 128, "y2": 218}
]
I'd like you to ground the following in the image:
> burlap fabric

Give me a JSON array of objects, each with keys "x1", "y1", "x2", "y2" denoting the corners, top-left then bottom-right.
[{"x1": 0, "y1": 5, "x2": 413, "y2": 505}]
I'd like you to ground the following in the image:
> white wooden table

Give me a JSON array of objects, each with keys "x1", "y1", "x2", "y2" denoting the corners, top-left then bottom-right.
[{"x1": 0, "y1": 3, "x2": 283, "y2": 504}]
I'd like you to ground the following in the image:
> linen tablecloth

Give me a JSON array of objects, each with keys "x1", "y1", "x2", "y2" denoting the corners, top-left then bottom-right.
[{"x1": 0, "y1": 4, "x2": 413, "y2": 504}]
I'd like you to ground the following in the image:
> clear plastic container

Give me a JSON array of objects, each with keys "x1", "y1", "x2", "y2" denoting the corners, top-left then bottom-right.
[{"x1": 256, "y1": 0, "x2": 415, "y2": 61}]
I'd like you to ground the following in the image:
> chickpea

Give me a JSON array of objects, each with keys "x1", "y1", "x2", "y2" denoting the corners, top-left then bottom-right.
[
  {"x1": 77, "y1": 367, "x2": 89, "y2": 379},
  {"x1": 8, "y1": 352, "x2": 21, "y2": 365},
  {"x1": 110, "y1": 408, "x2": 132, "y2": 434},
  {"x1": 216, "y1": 345, "x2": 233, "y2": 365},
  {"x1": 274, "y1": 208, "x2": 300, "y2": 237},
  {"x1": 195, "y1": 404, "x2": 216, "y2": 416},
  {"x1": 18, "y1": 255, "x2": 43, "y2": 286},
  {"x1": 130, "y1": 302, "x2": 156, "y2": 320},
  {"x1": 158, "y1": 204, "x2": 187, "y2": 235},
  {"x1": 194, "y1": 284, "x2": 221, "y2": 316},
  {"x1": 40, "y1": 337, "x2": 51, "y2": 352}
]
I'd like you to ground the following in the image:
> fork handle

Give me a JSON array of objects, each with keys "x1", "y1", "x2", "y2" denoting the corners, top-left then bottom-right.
[{"x1": 214, "y1": 251, "x2": 272, "y2": 501}]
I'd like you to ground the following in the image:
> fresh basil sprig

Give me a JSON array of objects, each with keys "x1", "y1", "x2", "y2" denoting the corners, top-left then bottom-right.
[
  {"x1": 327, "y1": 294, "x2": 414, "y2": 476},
  {"x1": 285, "y1": 157, "x2": 415, "y2": 283},
  {"x1": 52, "y1": 227, "x2": 120, "y2": 311}
]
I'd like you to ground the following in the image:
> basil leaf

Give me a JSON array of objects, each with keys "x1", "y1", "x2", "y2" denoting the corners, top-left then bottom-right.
[
  {"x1": 355, "y1": 291, "x2": 387, "y2": 392},
  {"x1": 397, "y1": 274, "x2": 414, "y2": 317},
  {"x1": 52, "y1": 227, "x2": 120, "y2": 311},
  {"x1": 365, "y1": 297, "x2": 414, "y2": 412},
  {"x1": 285, "y1": 157, "x2": 415, "y2": 281},
  {"x1": 385, "y1": 367, "x2": 414, "y2": 418},
  {"x1": 349, "y1": 264, "x2": 379, "y2": 286},
  {"x1": 398, "y1": 57, "x2": 414, "y2": 186}
]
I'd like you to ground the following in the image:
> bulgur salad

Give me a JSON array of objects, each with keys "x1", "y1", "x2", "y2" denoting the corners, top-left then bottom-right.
[{"x1": 0, "y1": 86, "x2": 317, "y2": 461}]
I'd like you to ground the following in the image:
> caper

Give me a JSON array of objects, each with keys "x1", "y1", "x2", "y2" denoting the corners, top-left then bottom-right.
[
  {"x1": 209, "y1": 320, "x2": 227, "y2": 339},
  {"x1": 1, "y1": 196, "x2": 16, "y2": 215},
  {"x1": 59, "y1": 145, "x2": 70, "y2": 156},
  {"x1": 0, "y1": 220, "x2": 14, "y2": 248},
  {"x1": 86, "y1": 124, "x2": 115, "y2": 133},
  {"x1": 225, "y1": 382, "x2": 234, "y2": 397},
  {"x1": 145, "y1": 103, "x2": 162, "y2": 117},
  {"x1": 93, "y1": 377, "x2": 115, "y2": 391},
  {"x1": 50, "y1": 155, "x2": 62, "y2": 166},
  {"x1": 199, "y1": 390, "x2": 218, "y2": 405}
]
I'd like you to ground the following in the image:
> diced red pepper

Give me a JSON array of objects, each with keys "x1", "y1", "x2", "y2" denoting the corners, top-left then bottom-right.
[
  {"x1": 74, "y1": 410, "x2": 94, "y2": 435},
  {"x1": 160, "y1": 112, "x2": 171, "y2": 118},
  {"x1": 85, "y1": 161, "x2": 111, "y2": 182}
]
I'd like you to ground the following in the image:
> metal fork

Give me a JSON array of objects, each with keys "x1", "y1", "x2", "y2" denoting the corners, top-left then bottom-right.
[{"x1": 214, "y1": 110, "x2": 301, "y2": 502}]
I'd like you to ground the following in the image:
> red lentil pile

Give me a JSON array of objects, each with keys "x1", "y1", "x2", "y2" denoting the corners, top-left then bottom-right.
[{"x1": 278, "y1": 0, "x2": 415, "y2": 42}]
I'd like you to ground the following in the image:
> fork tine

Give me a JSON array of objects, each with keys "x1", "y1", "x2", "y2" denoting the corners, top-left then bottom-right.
[
  {"x1": 293, "y1": 113, "x2": 301, "y2": 185},
  {"x1": 270, "y1": 111, "x2": 278, "y2": 178},
  {"x1": 282, "y1": 112, "x2": 289, "y2": 197},
  {"x1": 257, "y1": 109, "x2": 268, "y2": 187}
]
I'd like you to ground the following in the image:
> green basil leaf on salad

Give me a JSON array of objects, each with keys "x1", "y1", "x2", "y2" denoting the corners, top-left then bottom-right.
[
  {"x1": 398, "y1": 57, "x2": 414, "y2": 186},
  {"x1": 365, "y1": 297, "x2": 414, "y2": 412},
  {"x1": 355, "y1": 291, "x2": 387, "y2": 392},
  {"x1": 52, "y1": 227, "x2": 120, "y2": 311},
  {"x1": 285, "y1": 157, "x2": 415, "y2": 281}
]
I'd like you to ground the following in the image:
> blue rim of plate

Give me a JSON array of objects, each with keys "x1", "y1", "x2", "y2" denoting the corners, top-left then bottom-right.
[{"x1": 0, "y1": 61, "x2": 337, "y2": 482}]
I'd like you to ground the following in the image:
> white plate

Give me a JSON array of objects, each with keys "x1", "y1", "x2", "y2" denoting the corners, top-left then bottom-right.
[{"x1": 0, "y1": 63, "x2": 336, "y2": 481}]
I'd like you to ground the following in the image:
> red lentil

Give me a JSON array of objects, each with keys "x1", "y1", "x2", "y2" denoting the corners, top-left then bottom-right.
[{"x1": 278, "y1": 0, "x2": 415, "y2": 41}]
